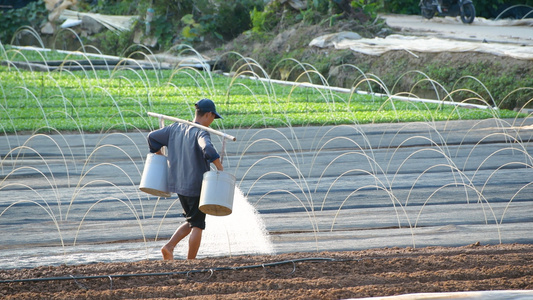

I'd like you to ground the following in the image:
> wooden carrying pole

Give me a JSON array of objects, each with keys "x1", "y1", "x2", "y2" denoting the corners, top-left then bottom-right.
[
  {"x1": 147, "y1": 112, "x2": 236, "y2": 141},
  {"x1": 147, "y1": 112, "x2": 236, "y2": 163}
]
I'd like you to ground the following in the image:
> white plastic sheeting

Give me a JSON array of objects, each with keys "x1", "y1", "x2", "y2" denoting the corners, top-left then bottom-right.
[
  {"x1": 59, "y1": 9, "x2": 138, "y2": 34},
  {"x1": 310, "y1": 33, "x2": 533, "y2": 60},
  {"x1": 348, "y1": 290, "x2": 533, "y2": 300}
]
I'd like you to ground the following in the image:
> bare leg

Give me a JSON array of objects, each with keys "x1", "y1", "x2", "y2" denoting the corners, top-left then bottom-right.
[
  {"x1": 161, "y1": 222, "x2": 191, "y2": 260},
  {"x1": 187, "y1": 227, "x2": 203, "y2": 259}
]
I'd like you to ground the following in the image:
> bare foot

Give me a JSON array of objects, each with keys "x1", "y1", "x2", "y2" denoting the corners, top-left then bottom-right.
[{"x1": 161, "y1": 245, "x2": 174, "y2": 260}]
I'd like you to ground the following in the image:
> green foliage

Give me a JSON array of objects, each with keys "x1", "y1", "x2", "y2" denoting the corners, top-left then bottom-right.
[
  {"x1": 251, "y1": 7, "x2": 266, "y2": 33},
  {"x1": 471, "y1": 0, "x2": 533, "y2": 18},
  {"x1": 0, "y1": 0, "x2": 48, "y2": 44},
  {"x1": 204, "y1": 0, "x2": 265, "y2": 40},
  {"x1": 88, "y1": 0, "x2": 144, "y2": 15},
  {"x1": 489, "y1": 0, "x2": 533, "y2": 18},
  {"x1": 352, "y1": 0, "x2": 383, "y2": 19},
  {"x1": 311, "y1": 0, "x2": 331, "y2": 11},
  {"x1": 0, "y1": 50, "x2": 524, "y2": 134},
  {"x1": 129, "y1": 0, "x2": 262, "y2": 45},
  {"x1": 132, "y1": 0, "x2": 265, "y2": 48},
  {"x1": 252, "y1": 0, "x2": 384, "y2": 35},
  {"x1": 179, "y1": 14, "x2": 203, "y2": 44},
  {"x1": 422, "y1": 61, "x2": 533, "y2": 109},
  {"x1": 90, "y1": 29, "x2": 135, "y2": 56},
  {"x1": 300, "y1": 8, "x2": 324, "y2": 25},
  {"x1": 383, "y1": 0, "x2": 419, "y2": 15},
  {"x1": 251, "y1": 5, "x2": 282, "y2": 33},
  {"x1": 474, "y1": 0, "x2": 505, "y2": 18},
  {"x1": 150, "y1": 14, "x2": 177, "y2": 49}
]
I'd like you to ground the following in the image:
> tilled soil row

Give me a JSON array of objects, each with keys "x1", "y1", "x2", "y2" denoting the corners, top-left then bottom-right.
[{"x1": 1, "y1": 243, "x2": 532, "y2": 299}]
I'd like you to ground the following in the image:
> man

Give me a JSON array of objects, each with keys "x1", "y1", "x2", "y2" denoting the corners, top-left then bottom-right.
[{"x1": 147, "y1": 98, "x2": 224, "y2": 260}]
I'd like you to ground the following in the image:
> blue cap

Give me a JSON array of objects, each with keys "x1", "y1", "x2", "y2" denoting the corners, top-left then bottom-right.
[{"x1": 195, "y1": 98, "x2": 222, "y2": 119}]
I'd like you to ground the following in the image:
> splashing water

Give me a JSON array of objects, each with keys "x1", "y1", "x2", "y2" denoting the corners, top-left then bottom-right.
[{"x1": 184, "y1": 187, "x2": 274, "y2": 258}]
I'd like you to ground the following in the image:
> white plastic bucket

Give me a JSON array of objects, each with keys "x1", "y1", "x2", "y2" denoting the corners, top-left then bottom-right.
[
  {"x1": 199, "y1": 171, "x2": 236, "y2": 216},
  {"x1": 139, "y1": 153, "x2": 171, "y2": 198}
]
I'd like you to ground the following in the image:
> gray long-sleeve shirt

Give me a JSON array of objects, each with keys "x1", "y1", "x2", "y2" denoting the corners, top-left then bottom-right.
[{"x1": 147, "y1": 122, "x2": 220, "y2": 196}]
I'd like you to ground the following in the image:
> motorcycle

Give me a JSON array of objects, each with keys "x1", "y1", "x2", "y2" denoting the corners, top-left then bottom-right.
[{"x1": 419, "y1": 0, "x2": 476, "y2": 24}]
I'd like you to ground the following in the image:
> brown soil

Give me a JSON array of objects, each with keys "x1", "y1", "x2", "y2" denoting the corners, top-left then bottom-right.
[{"x1": 1, "y1": 243, "x2": 532, "y2": 299}]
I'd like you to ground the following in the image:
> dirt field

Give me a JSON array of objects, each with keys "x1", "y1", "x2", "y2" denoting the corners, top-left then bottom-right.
[{"x1": 1, "y1": 243, "x2": 532, "y2": 299}]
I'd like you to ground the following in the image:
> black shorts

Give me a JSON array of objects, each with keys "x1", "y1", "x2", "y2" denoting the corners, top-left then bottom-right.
[{"x1": 177, "y1": 194, "x2": 206, "y2": 230}]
